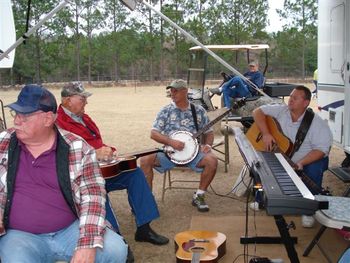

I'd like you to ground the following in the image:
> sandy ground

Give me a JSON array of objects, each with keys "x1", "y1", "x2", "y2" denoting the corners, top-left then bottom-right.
[{"x1": 0, "y1": 84, "x2": 349, "y2": 262}]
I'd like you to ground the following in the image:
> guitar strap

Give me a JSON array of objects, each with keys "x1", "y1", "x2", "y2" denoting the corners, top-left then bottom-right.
[
  {"x1": 289, "y1": 108, "x2": 315, "y2": 158},
  {"x1": 190, "y1": 103, "x2": 199, "y2": 132}
]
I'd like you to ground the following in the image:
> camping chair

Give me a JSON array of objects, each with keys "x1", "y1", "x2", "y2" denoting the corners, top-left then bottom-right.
[
  {"x1": 161, "y1": 166, "x2": 200, "y2": 202},
  {"x1": 303, "y1": 195, "x2": 350, "y2": 262}
]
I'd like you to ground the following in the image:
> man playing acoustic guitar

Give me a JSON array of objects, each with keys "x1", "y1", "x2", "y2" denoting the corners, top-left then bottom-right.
[
  {"x1": 56, "y1": 82, "x2": 169, "y2": 247},
  {"x1": 140, "y1": 79, "x2": 218, "y2": 212},
  {"x1": 252, "y1": 85, "x2": 332, "y2": 227}
]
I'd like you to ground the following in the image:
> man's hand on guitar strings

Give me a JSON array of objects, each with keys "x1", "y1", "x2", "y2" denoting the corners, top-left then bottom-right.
[
  {"x1": 262, "y1": 133, "x2": 276, "y2": 152},
  {"x1": 295, "y1": 162, "x2": 303, "y2": 171}
]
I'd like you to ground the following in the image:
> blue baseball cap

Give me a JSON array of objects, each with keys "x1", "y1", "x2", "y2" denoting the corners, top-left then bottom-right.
[{"x1": 6, "y1": 84, "x2": 57, "y2": 114}]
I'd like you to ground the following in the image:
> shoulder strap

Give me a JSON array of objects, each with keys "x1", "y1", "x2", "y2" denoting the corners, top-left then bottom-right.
[
  {"x1": 190, "y1": 103, "x2": 199, "y2": 132},
  {"x1": 289, "y1": 108, "x2": 315, "y2": 158}
]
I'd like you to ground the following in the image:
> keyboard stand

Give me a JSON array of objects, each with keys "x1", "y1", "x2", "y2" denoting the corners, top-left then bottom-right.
[
  {"x1": 274, "y1": 215, "x2": 300, "y2": 263},
  {"x1": 240, "y1": 215, "x2": 300, "y2": 263}
]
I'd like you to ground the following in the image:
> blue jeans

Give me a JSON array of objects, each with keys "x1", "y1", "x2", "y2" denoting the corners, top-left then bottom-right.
[
  {"x1": 339, "y1": 247, "x2": 350, "y2": 263},
  {"x1": 303, "y1": 156, "x2": 329, "y2": 194},
  {"x1": 0, "y1": 220, "x2": 128, "y2": 263},
  {"x1": 222, "y1": 76, "x2": 252, "y2": 107},
  {"x1": 105, "y1": 167, "x2": 160, "y2": 232}
]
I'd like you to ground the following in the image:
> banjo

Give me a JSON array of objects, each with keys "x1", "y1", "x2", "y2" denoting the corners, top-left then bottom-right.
[{"x1": 164, "y1": 107, "x2": 232, "y2": 165}]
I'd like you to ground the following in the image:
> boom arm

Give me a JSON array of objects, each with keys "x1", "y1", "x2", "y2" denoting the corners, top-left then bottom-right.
[{"x1": 0, "y1": 0, "x2": 69, "y2": 62}]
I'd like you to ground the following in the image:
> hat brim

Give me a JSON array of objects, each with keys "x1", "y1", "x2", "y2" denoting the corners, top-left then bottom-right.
[
  {"x1": 6, "y1": 102, "x2": 38, "y2": 114},
  {"x1": 166, "y1": 86, "x2": 187, "y2": 90},
  {"x1": 81, "y1": 91, "x2": 92, "y2": 97},
  {"x1": 62, "y1": 91, "x2": 93, "y2": 97}
]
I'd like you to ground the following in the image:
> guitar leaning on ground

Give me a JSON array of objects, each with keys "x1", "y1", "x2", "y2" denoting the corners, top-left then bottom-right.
[
  {"x1": 174, "y1": 231, "x2": 226, "y2": 263},
  {"x1": 99, "y1": 148, "x2": 162, "y2": 179},
  {"x1": 245, "y1": 116, "x2": 330, "y2": 195}
]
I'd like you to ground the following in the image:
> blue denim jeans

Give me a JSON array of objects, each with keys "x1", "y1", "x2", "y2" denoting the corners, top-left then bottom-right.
[
  {"x1": 0, "y1": 220, "x2": 128, "y2": 263},
  {"x1": 105, "y1": 167, "x2": 160, "y2": 232},
  {"x1": 222, "y1": 76, "x2": 252, "y2": 107},
  {"x1": 303, "y1": 156, "x2": 329, "y2": 193},
  {"x1": 339, "y1": 247, "x2": 350, "y2": 263}
]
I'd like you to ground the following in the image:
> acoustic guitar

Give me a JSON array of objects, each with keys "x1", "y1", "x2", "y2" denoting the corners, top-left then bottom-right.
[
  {"x1": 99, "y1": 148, "x2": 162, "y2": 179},
  {"x1": 245, "y1": 115, "x2": 293, "y2": 155},
  {"x1": 174, "y1": 231, "x2": 226, "y2": 263},
  {"x1": 246, "y1": 117, "x2": 330, "y2": 195}
]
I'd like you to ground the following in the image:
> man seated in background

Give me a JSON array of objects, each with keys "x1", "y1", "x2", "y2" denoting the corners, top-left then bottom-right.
[
  {"x1": 56, "y1": 82, "x2": 169, "y2": 246},
  {"x1": 210, "y1": 61, "x2": 264, "y2": 107},
  {"x1": 140, "y1": 79, "x2": 218, "y2": 212},
  {"x1": 252, "y1": 85, "x2": 332, "y2": 227},
  {"x1": 0, "y1": 85, "x2": 128, "y2": 262}
]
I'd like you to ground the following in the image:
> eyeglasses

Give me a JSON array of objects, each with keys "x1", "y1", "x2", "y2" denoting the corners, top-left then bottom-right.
[{"x1": 10, "y1": 110, "x2": 43, "y2": 122}]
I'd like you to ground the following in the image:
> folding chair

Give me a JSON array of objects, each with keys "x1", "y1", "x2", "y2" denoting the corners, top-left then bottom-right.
[
  {"x1": 303, "y1": 195, "x2": 350, "y2": 262},
  {"x1": 161, "y1": 166, "x2": 200, "y2": 202}
]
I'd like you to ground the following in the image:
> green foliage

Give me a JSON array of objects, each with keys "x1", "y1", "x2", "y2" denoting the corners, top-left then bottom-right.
[
  {"x1": 1, "y1": 0, "x2": 319, "y2": 85},
  {"x1": 276, "y1": 0, "x2": 318, "y2": 78}
]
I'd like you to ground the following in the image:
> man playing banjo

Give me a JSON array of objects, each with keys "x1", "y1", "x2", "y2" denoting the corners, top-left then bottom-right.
[{"x1": 140, "y1": 79, "x2": 218, "y2": 212}]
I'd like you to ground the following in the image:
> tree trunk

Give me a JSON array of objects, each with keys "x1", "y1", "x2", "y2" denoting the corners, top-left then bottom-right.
[
  {"x1": 148, "y1": 0, "x2": 154, "y2": 81},
  {"x1": 160, "y1": 0, "x2": 164, "y2": 81},
  {"x1": 34, "y1": 35, "x2": 41, "y2": 84},
  {"x1": 87, "y1": 9, "x2": 92, "y2": 84},
  {"x1": 75, "y1": 3, "x2": 80, "y2": 81}
]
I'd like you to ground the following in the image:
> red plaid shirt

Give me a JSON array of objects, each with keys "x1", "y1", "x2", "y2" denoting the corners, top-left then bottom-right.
[{"x1": 0, "y1": 127, "x2": 107, "y2": 249}]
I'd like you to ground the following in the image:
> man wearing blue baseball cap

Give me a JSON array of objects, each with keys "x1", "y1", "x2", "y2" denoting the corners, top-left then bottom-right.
[{"x1": 0, "y1": 85, "x2": 128, "y2": 262}]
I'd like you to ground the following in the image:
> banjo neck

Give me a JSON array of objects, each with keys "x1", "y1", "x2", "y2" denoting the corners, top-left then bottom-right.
[{"x1": 192, "y1": 108, "x2": 232, "y2": 139}]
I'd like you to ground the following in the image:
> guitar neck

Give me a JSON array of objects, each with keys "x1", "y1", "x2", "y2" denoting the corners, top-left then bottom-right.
[
  {"x1": 192, "y1": 108, "x2": 231, "y2": 139},
  {"x1": 279, "y1": 151, "x2": 329, "y2": 195},
  {"x1": 191, "y1": 252, "x2": 201, "y2": 263},
  {"x1": 120, "y1": 148, "x2": 162, "y2": 159}
]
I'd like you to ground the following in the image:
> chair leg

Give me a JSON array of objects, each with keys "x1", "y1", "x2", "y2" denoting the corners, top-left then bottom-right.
[
  {"x1": 162, "y1": 171, "x2": 168, "y2": 202},
  {"x1": 224, "y1": 125, "x2": 229, "y2": 172},
  {"x1": 303, "y1": 225, "x2": 327, "y2": 257}
]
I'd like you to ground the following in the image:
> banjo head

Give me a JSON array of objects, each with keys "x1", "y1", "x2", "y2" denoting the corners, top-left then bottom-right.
[{"x1": 168, "y1": 131, "x2": 199, "y2": 165}]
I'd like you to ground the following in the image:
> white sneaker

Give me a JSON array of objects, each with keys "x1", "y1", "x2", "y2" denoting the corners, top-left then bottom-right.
[
  {"x1": 302, "y1": 215, "x2": 315, "y2": 228},
  {"x1": 249, "y1": 201, "x2": 260, "y2": 211}
]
